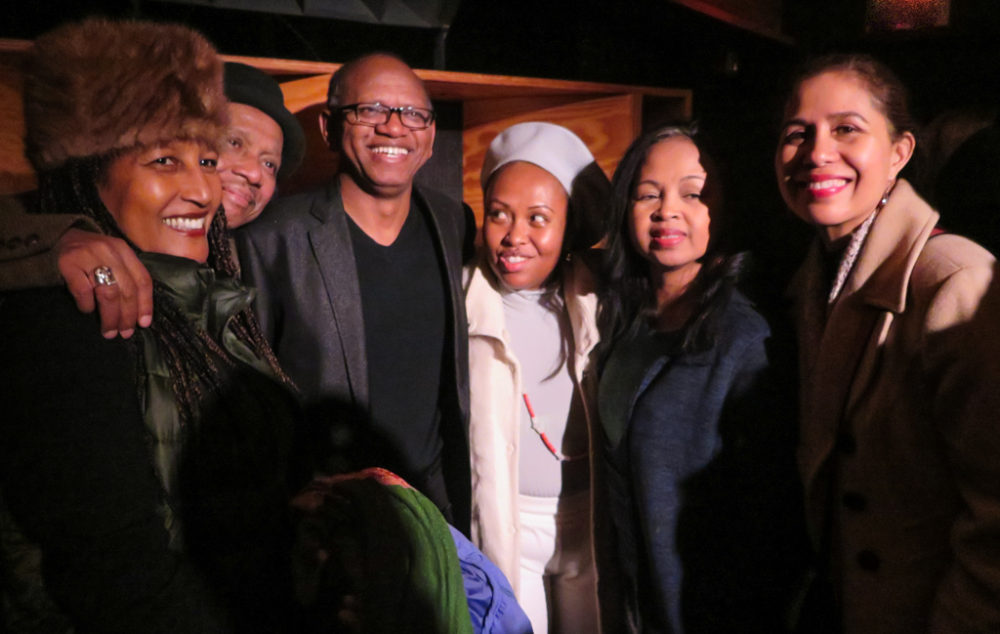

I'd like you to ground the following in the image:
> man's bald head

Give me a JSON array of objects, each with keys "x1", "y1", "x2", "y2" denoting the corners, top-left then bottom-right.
[
  {"x1": 326, "y1": 52, "x2": 430, "y2": 110},
  {"x1": 320, "y1": 52, "x2": 436, "y2": 199}
]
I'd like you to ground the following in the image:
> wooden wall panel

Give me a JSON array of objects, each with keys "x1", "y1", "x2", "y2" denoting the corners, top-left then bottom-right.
[
  {"x1": 272, "y1": 74, "x2": 337, "y2": 195},
  {"x1": 274, "y1": 73, "x2": 467, "y2": 201},
  {"x1": 0, "y1": 57, "x2": 35, "y2": 195},
  {"x1": 462, "y1": 94, "x2": 641, "y2": 225},
  {"x1": 0, "y1": 41, "x2": 691, "y2": 209},
  {"x1": 278, "y1": 72, "x2": 334, "y2": 114}
]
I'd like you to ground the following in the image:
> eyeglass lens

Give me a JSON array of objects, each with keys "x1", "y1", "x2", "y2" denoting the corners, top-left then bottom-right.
[{"x1": 350, "y1": 103, "x2": 433, "y2": 129}]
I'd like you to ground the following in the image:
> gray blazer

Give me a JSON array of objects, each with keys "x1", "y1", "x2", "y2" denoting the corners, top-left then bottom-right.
[{"x1": 236, "y1": 178, "x2": 474, "y2": 533}]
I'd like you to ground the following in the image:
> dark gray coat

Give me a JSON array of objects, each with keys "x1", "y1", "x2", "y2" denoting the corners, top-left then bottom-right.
[{"x1": 236, "y1": 179, "x2": 474, "y2": 533}]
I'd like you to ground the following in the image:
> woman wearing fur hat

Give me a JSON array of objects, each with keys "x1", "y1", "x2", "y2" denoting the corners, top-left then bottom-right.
[
  {"x1": 0, "y1": 59, "x2": 308, "y2": 340},
  {"x1": 0, "y1": 19, "x2": 299, "y2": 633},
  {"x1": 465, "y1": 122, "x2": 620, "y2": 633}
]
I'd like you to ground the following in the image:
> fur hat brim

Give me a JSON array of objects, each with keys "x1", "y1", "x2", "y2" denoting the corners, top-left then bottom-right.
[{"x1": 24, "y1": 18, "x2": 227, "y2": 172}]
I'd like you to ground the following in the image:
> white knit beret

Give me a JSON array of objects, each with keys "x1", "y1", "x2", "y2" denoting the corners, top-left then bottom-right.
[
  {"x1": 479, "y1": 121, "x2": 610, "y2": 251},
  {"x1": 480, "y1": 121, "x2": 596, "y2": 195}
]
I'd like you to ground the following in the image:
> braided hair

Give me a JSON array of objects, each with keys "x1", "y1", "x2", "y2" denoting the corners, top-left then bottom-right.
[{"x1": 35, "y1": 156, "x2": 295, "y2": 429}]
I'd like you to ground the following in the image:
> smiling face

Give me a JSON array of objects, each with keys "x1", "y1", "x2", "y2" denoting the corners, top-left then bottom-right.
[
  {"x1": 483, "y1": 161, "x2": 568, "y2": 291},
  {"x1": 776, "y1": 70, "x2": 915, "y2": 243},
  {"x1": 322, "y1": 55, "x2": 435, "y2": 199},
  {"x1": 99, "y1": 139, "x2": 221, "y2": 263},
  {"x1": 219, "y1": 102, "x2": 283, "y2": 228},
  {"x1": 628, "y1": 136, "x2": 710, "y2": 280}
]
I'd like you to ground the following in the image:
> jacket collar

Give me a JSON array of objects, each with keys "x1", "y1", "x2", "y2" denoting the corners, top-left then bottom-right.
[
  {"x1": 465, "y1": 255, "x2": 600, "y2": 360},
  {"x1": 787, "y1": 180, "x2": 939, "y2": 315},
  {"x1": 309, "y1": 177, "x2": 347, "y2": 224},
  {"x1": 465, "y1": 257, "x2": 508, "y2": 343},
  {"x1": 139, "y1": 252, "x2": 252, "y2": 342},
  {"x1": 562, "y1": 255, "x2": 599, "y2": 359},
  {"x1": 309, "y1": 177, "x2": 436, "y2": 226},
  {"x1": 304, "y1": 177, "x2": 368, "y2": 407},
  {"x1": 848, "y1": 180, "x2": 940, "y2": 313},
  {"x1": 789, "y1": 179, "x2": 940, "y2": 512}
]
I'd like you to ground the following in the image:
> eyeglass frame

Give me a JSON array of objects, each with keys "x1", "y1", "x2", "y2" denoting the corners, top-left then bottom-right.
[{"x1": 333, "y1": 102, "x2": 436, "y2": 130}]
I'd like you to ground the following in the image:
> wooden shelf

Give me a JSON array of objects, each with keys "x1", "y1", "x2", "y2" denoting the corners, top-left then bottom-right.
[{"x1": 0, "y1": 40, "x2": 691, "y2": 222}]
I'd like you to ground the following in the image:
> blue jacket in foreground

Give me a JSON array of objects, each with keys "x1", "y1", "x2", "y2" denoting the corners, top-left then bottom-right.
[{"x1": 598, "y1": 289, "x2": 807, "y2": 633}]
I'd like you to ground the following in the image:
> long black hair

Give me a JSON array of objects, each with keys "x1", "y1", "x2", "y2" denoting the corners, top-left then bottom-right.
[{"x1": 595, "y1": 123, "x2": 746, "y2": 370}]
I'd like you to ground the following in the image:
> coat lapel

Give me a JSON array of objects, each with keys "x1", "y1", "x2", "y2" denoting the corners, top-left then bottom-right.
[
  {"x1": 465, "y1": 260, "x2": 510, "y2": 348},
  {"x1": 416, "y1": 187, "x2": 465, "y2": 318},
  {"x1": 308, "y1": 181, "x2": 369, "y2": 408},
  {"x1": 794, "y1": 257, "x2": 883, "y2": 500},
  {"x1": 563, "y1": 256, "x2": 600, "y2": 372},
  {"x1": 467, "y1": 256, "x2": 599, "y2": 379},
  {"x1": 792, "y1": 180, "x2": 940, "y2": 527}
]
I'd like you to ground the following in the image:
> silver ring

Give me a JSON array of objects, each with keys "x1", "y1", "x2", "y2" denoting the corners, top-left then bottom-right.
[{"x1": 93, "y1": 266, "x2": 117, "y2": 286}]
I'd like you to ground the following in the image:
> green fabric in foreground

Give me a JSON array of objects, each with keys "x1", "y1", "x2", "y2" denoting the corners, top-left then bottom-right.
[{"x1": 293, "y1": 468, "x2": 474, "y2": 633}]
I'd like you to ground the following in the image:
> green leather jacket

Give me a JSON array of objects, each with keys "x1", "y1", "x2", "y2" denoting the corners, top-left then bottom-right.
[
  {"x1": 1, "y1": 253, "x2": 293, "y2": 633},
  {"x1": 138, "y1": 252, "x2": 280, "y2": 549}
]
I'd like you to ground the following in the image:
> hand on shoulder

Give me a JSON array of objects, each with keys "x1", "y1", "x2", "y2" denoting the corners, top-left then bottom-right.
[{"x1": 54, "y1": 229, "x2": 153, "y2": 339}]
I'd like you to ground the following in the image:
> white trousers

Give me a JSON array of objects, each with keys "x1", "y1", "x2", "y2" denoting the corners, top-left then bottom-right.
[{"x1": 517, "y1": 490, "x2": 599, "y2": 633}]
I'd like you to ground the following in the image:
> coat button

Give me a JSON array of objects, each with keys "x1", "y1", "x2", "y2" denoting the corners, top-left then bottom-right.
[
  {"x1": 837, "y1": 432, "x2": 857, "y2": 455},
  {"x1": 856, "y1": 549, "x2": 880, "y2": 571},
  {"x1": 25, "y1": 233, "x2": 40, "y2": 248},
  {"x1": 842, "y1": 491, "x2": 868, "y2": 511}
]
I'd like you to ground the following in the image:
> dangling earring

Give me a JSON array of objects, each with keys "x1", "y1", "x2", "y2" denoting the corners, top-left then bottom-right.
[{"x1": 877, "y1": 179, "x2": 895, "y2": 212}]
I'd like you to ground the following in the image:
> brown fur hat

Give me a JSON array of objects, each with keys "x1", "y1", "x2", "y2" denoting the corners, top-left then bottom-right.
[{"x1": 23, "y1": 18, "x2": 227, "y2": 172}]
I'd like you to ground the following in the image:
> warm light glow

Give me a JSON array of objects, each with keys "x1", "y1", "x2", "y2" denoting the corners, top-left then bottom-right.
[{"x1": 867, "y1": 0, "x2": 950, "y2": 31}]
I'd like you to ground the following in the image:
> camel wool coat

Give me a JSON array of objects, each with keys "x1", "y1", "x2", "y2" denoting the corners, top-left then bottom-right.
[{"x1": 790, "y1": 179, "x2": 1000, "y2": 633}]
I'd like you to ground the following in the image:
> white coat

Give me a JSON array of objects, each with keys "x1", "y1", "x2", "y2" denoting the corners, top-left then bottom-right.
[{"x1": 464, "y1": 254, "x2": 605, "y2": 614}]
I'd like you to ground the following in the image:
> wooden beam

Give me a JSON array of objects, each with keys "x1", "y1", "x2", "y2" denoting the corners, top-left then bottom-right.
[
  {"x1": 670, "y1": 0, "x2": 793, "y2": 44},
  {"x1": 0, "y1": 39, "x2": 691, "y2": 200}
]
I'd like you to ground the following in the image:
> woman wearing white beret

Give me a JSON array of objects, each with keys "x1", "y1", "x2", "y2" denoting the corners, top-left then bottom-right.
[{"x1": 465, "y1": 122, "x2": 619, "y2": 633}]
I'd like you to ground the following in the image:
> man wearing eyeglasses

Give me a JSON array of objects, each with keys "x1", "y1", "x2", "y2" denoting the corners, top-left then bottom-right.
[
  {"x1": 0, "y1": 52, "x2": 474, "y2": 533},
  {"x1": 236, "y1": 53, "x2": 474, "y2": 533}
]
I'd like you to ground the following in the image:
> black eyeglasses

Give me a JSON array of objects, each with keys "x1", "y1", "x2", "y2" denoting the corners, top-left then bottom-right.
[{"x1": 335, "y1": 102, "x2": 436, "y2": 130}]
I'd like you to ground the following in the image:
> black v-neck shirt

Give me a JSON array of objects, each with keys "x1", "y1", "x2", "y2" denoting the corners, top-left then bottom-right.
[{"x1": 347, "y1": 203, "x2": 449, "y2": 508}]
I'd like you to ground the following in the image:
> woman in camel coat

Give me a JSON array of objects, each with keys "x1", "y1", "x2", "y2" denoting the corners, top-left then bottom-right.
[{"x1": 779, "y1": 54, "x2": 1000, "y2": 633}]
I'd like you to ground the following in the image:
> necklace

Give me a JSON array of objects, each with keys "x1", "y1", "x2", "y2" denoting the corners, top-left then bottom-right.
[
  {"x1": 522, "y1": 393, "x2": 563, "y2": 460},
  {"x1": 827, "y1": 182, "x2": 894, "y2": 305}
]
